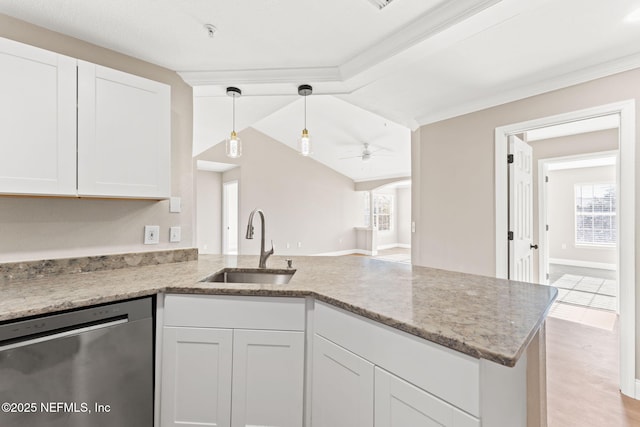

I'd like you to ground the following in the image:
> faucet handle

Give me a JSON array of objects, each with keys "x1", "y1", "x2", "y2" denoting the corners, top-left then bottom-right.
[{"x1": 268, "y1": 240, "x2": 275, "y2": 255}]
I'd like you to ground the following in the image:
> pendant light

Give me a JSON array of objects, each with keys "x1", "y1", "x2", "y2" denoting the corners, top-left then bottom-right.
[
  {"x1": 225, "y1": 87, "x2": 242, "y2": 158},
  {"x1": 298, "y1": 84, "x2": 313, "y2": 156}
]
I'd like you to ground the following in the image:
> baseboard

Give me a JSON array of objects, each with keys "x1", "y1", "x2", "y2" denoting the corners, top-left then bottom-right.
[
  {"x1": 548, "y1": 258, "x2": 616, "y2": 271},
  {"x1": 377, "y1": 243, "x2": 411, "y2": 250},
  {"x1": 312, "y1": 249, "x2": 375, "y2": 256},
  {"x1": 634, "y1": 379, "x2": 640, "y2": 400}
]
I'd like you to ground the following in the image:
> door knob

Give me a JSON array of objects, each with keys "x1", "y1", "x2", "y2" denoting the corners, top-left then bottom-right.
[{"x1": 530, "y1": 244, "x2": 539, "y2": 250}]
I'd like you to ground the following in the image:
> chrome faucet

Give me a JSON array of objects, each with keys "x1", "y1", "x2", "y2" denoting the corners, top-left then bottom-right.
[{"x1": 245, "y1": 208, "x2": 274, "y2": 268}]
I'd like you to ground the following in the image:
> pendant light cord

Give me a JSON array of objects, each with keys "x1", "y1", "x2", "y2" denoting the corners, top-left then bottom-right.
[
  {"x1": 304, "y1": 95, "x2": 307, "y2": 129},
  {"x1": 232, "y1": 94, "x2": 236, "y2": 133}
]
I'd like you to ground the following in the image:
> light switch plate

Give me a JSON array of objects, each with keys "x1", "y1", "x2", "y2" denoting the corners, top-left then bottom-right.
[
  {"x1": 170, "y1": 197, "x2": 181, "y2": 213},
  {"x1": 144, "y1": 225, "x2": 160, "y2": 244},
  {"x1": 169, "y1": 226, "x2": 181, "y2": 243}
]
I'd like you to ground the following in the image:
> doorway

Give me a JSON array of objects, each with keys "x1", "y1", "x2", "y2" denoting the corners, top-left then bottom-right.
[
  {"x1": 494, "y1": 100, "x2": 636, "y2": 397},
  {"x1": 223, "y1": 180, "x2": 239, "y2": 255},
  {"x1": 540, "y1": 152, "x2": 618, "y2": 318}
]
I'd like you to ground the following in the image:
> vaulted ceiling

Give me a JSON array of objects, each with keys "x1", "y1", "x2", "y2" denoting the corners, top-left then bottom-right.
[{"x1": 2, "y1": 0, "x2": 640, "y2": 181}]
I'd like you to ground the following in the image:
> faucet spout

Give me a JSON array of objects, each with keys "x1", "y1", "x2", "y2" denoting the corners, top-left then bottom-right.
[{"x1": 245, "y1": 208, "x2": 274, "y2": 268}]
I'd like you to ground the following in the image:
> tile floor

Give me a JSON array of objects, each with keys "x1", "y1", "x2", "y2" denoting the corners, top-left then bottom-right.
[
  {"x1": 547, "y1": 264, "x2": 618, "y2": 329},
  {"x1": 549, "y1": 264, "x2": 617, "y2": 312}
]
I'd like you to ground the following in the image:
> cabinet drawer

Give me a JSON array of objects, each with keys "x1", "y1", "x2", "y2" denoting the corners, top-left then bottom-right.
[{"x1": 164, "y1": 294, "x2": 306, "y2": 331}]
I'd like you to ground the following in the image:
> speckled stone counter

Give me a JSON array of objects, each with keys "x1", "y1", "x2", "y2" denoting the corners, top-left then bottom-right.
[{"x1": 0, "y1": 254, "x2": 557, "y2": 367}]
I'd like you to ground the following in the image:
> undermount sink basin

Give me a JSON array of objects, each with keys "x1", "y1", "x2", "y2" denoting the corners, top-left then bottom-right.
[{"x1": 200, "y1": 268, "x2": 296, "y2": 285}]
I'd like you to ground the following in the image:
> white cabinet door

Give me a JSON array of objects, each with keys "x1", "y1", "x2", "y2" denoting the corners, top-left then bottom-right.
[
  {"x1": 0, "y1": 37, "x2": 76, "y2": 196},
  {"x1": 312, "y1": 334, "x2": 374, "y2": 427},
  {"x1": 77, "y1": 61, "x2": 170, "y2": 198},
  {"x1": 161, "y1": 327, "x2": 233, "y2": 427},
  {"x1": 375, "y1": 368, "x2": 479, "y2": 427},
  {"x1": 231, "y1": 329, "x2": 305, "y2": 427}
]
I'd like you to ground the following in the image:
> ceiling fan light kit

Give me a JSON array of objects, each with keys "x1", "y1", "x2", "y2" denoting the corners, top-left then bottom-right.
[{"x1": 225, "y1": 86, "x2": 242, "y2": 158}]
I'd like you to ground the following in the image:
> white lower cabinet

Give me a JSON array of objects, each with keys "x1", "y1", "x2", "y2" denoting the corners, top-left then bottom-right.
[
  {"x1": 160, "y1": 295, "x2": 306, "y2": 427},
  {"x1": 310, "y1": 334, "x2": 479, "y2": 427},
  {"x1": 375, "y1": 368, "x2": 479, "y2": 427},
  {"x1": 311, "y1": 335, "x2": 374, "y2": 427},
  {"x1": 161, "y1": 327, "x2": 233, "y2": 427},
  {"x1": 231, "y1": 329, "x2": 305, "y2": 427}
]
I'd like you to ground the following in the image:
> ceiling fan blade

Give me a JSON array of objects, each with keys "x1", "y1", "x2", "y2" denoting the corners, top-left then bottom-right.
[{"x1": 339, "y1": 155, "x2": 363, "y2": 160}]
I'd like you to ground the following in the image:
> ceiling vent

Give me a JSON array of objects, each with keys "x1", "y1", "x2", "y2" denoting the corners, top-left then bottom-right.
[{"x1": 367, "y1": 0, "x2": 395, "y2": 10}]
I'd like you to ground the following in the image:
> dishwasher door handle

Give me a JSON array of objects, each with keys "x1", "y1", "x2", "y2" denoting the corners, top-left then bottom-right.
[{"x1": 0, "y1": 318, "x2": 128, "y2": 352}]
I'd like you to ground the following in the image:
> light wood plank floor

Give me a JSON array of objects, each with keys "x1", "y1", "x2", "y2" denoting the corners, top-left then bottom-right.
[{"x1": 547, "y1": 316, "x2": 640, "y2": 426}]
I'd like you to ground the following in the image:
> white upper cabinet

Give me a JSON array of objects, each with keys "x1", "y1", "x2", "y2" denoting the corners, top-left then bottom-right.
[
  {"x1": 0, "y1": 37, "x2": 77, "y2": 196},
  {"x1": 77, "y1": 61, "x2": 171, "y2": 198},
  {"x1": 0, "y1": 37, "x2": 171, "y2": 199}
]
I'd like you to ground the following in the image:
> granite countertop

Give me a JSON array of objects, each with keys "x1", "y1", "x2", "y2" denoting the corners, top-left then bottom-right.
[{"x1": 0, "y1": 254, "x2": 557, "y2": 367}]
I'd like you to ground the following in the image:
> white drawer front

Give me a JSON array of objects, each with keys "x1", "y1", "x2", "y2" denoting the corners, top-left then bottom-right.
[{"x1": 164, "y1": 294, "x2": 306, "y2": 331}]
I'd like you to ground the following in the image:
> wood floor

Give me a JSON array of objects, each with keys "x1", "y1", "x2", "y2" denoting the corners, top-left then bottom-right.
[{"x1": 547, "y1": 316, "x2": 640, "y2": 426}]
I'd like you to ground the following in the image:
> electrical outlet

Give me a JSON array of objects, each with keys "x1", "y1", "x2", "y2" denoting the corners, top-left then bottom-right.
[
  {"x1": 144, "y1": 225, "x2": 160, "y2": 244},
  {"x1": 169, "y1": 226, "x2": 181, "y2": 243},
  {"x1": 297, "y1": 242, "x2": 302, "y2": 248}
]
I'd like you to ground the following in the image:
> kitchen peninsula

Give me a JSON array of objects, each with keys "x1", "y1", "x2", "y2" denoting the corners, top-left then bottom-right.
[{"x1": 0, "y1": 252, "x2": 556, "y2": 427}]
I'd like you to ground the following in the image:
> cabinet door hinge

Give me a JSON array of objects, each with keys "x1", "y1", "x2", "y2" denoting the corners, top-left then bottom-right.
[
  {"x1": 507, "y1": 154, "x2": 514, "y2": 164},
  {"x1": 546, "y1": 224, "x2": 549, "y2": 232},
  {"x1": 545, "y1": 175, "x2": 549, "y2": 183},
  {"x1": 508, "y1": 231, "x2": 514, "y2": 241}
]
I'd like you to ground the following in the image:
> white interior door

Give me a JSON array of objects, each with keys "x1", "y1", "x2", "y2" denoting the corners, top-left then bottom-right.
[
  {"x1": 223, "y1": 181, "x2": 239, "y2": 255},
  {"x1": 509, "y1": 135, "x2": 534, "y2": 282}
]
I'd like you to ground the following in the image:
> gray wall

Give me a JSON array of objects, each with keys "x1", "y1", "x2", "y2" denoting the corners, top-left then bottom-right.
[
  {"x1": 413, "y1": 66, "x2": 640, "y2": 375},
  {"x1": 529, "y1": 129, "x2": 619, "y2": 281},
  {"x1": 198, "y1": 127, "x2": 360, "y2": 256},
  {"x1": 397, "y1": 187, "x2": 412, "y2": 246},
  {"x1": 196, "y1": 170, "x2": 223, "y2": 254},
  {"x1": 547, "y1": 165, "x2": 616, "y2": 265},
  {"x1": 0, "y1": 14, "x2": 194, "y2": 262}
]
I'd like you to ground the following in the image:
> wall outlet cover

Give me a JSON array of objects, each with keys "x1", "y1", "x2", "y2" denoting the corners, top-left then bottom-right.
[
  {"x1": 144, "y1": 225, "x2": 160, "y2": 244},
  {"x1": 169, "y1": 226, "x2": 181, "y2": 243}
]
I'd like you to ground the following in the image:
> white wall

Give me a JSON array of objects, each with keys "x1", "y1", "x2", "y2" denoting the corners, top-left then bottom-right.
[
  {"x1": 547, "y1": 165, "x2": 616, "y2": 266},
  {"x1": 0, "y1": 14, "x2": 194, "y2": 262},
  {"x1": 196, "y1": 170, "x2": 222, "y2": 254},
  {"x1": 198, "y1": 127, "x2": 360, "y2": 256}
]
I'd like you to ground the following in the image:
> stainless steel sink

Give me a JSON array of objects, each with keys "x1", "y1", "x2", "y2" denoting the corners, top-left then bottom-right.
[{"x1": 200, "y1": 268, "x2": 296, "y2": 285}]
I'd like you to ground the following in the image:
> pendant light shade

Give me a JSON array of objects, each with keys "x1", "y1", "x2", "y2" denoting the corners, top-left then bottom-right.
[
  {"x1": 298, "y1": 84, "x2": 313, "y2": 156},
  {"x1": 225, "y1": 87, "x2": 242, "y2": 158}
]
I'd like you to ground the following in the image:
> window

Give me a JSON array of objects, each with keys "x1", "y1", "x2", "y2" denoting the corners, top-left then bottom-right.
[
  {"x1": 374, "y1": 194, "x2": 393, "y2": 231},
  {"x1": 575, "y1": 183, "x2": 616, "y2": 246},
  {"x1": 363, "y1": 192, "x2": 394, "y2": 231}
]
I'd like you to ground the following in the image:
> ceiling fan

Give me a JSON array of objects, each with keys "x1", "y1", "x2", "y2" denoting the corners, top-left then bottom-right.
[{"x1": 340, "y1": 143, "x2": 389, "y2": 162}]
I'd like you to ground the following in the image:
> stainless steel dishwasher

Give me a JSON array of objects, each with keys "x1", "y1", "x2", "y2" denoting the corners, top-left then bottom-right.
[{"x1": 0, "y1": 297, "x2": 153, "y2": 427}]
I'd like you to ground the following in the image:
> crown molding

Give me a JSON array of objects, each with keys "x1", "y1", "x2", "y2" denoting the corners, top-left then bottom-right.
[
  {"x1": 179, "y1": 0, "x2": 503, "y2": 89},
  {"x1": 340, "y1": 0, "x2": 502, "y2": 80},
  {"x1": 415, "y1": 51, "x2": 640, "y2": 127},
  {"x1": 179, "y1": 66, "x2": 342, "y2": 86}
]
